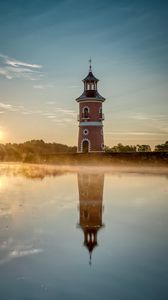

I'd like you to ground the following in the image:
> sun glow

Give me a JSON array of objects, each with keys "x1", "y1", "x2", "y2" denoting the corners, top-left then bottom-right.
[
  {"x1": 0, "y1": 129, "x2": 4, "y2": 141},
  {"x1": 0, "y1": 176, "x2": 8, "y2": 191}
]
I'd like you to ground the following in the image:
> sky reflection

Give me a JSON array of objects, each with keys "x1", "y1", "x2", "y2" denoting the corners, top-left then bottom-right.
[{"x1": 0, "y1": 164, "x2": 168, "y2": 299}]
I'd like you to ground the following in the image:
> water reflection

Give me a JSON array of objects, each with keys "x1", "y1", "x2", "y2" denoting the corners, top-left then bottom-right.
[
  {"x1": 0, "y1": 163, "x2": 65, "y2": 179},
  {"x1": 0, "y1": 164, "x2": 168, "y2": 299},
  {"x1": 78, "y1": 172, "x2": 104, "y2": 264}
]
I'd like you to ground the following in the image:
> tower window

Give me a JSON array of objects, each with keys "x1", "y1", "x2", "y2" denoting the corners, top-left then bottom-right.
[{"x1": 83, "y1": 107, "x2": 89, "y2": 118}]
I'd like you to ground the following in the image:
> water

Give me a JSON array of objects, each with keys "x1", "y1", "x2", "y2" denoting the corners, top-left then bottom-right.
[{"x1": 0, "y1": 164, "x2": 168, "y2": 300}]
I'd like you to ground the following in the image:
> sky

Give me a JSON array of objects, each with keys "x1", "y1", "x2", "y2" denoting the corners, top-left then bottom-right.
[{"x1": 0, "y1": 0, "x2": 168, "y2": 148}]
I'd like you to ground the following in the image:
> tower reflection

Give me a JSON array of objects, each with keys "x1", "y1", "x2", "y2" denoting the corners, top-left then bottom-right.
[{"x1": 77, "y1": 172, "x2": 104, "y2": 264}]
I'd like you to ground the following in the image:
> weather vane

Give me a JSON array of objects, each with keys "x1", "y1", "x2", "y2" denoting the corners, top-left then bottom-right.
[{"x1": 89, "y1": 57, "x2": 92, "y2": 71}]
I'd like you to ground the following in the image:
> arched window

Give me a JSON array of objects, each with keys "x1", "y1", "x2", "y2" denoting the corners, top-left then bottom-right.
[{"x1": 84, "y1": 107, "x2": 89, "y2": 118}]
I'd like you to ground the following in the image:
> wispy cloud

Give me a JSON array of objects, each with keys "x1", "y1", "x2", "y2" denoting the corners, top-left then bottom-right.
[
  {"x1": 55, "y1": 108, "x2": 76, "y2": 116},
  {"x1": 0, "y1": 238, "x2": 43, "y2": 266},
  {"x1": 33, "y1": 84, "x2": 45, "y2": 89},
  {"x1": 46, "y1": 101, "x2": 55, "y2": 105},
  {"x1": 46, "y1": 115, "x2": 56, "y2": 119},
  {"x1": 0, "y1": 102, "x2": 24, "y2": 112},
  {"x1": 0, "y1": 247, "x2": 43, "y2": 265},
  {"x1": 67, "y1": 85, "x2": 80, "y2": 89},
  {"x1": 33, "y1": 84, "x2": 54, "y2": 89},
  {"x1": 0, "y1": 67, "x2": 13, "y2": 79},
  {"x1": 10, "y1": 248, "x2": 43, "y2": 258},
  {"x1": 0, "y1": 100, "x2": 76, "y2": 125},
  {"x1": 105, "y1": 131, "x2": 168, "y2": 136},
  {"x1": 0, "y1": 54, "x2": 43, "y2": 80},
  {"x1": 4, "y1": 57, "x2": 42, "y2": 69},
  {"x1": 0, "y1": 238, "x2": 13, "y2": 249},
  {"x1": 131, "y1": 113, "x2": 168, "y2": 122}
]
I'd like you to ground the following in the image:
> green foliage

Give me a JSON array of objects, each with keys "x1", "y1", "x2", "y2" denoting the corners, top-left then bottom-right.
[
  {"x1": 0, "y1": 140, "x2": 77, "y2": 161},
  {"x1": 105, "y1": 143, "x2": 159, "y2": 153},
  {"x1": 105, "y1": 143, "x2": 136, "y2": 153},
  {"x1": 136, "y1": 144, "x2": 151, "y2": 152},
  {"x1": 154, "y1": 141, "x2": 168, "y2": 152}
]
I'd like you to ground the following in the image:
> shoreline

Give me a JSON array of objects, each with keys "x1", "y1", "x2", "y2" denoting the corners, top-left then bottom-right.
[{"x1": 0, "y1": 152, "x2": 167, "y2": 166}]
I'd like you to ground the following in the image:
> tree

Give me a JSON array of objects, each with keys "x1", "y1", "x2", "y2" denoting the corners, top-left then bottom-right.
[
  {"x1": 154, "y1": 141, "x2": 168, "y2": 152},
  {"x1": 136, "y1": 144, "x2": 151, "y2": 152},
  {"x1": 105, "y1": 143, "x2": 136, "y2": 153}
]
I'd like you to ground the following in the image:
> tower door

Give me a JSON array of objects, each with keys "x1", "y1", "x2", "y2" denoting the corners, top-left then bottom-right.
[{"x1": 83, "y1": 140, "x2": 89, "y2": 153}]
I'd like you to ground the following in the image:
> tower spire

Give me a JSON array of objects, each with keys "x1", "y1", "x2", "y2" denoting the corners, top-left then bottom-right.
[{"x1": 89, "y1": 57, "x2": 92, "y2": 72}]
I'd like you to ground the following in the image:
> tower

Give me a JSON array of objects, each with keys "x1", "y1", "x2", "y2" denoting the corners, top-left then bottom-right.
[
  {"x1": 76, "y1": 60, "x2": 106, "y2": 153},
  {"x1": 77, "y1": 171, "x2": 104, "y2": 264}
]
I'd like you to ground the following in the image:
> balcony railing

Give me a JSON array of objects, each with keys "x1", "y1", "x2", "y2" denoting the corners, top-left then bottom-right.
[
  {"x1": 77, "y1": 114, "x2": 90, "y2": 121},
  {"x1": 99, "y1": 113, "x2": 105, "y2": 120},
  {"x1": 77, "y1": 113, "x2": 105, "y2": 121}
]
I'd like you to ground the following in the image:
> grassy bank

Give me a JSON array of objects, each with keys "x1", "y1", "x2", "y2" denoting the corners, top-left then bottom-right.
[{"x1": 0, "y1": 152, "x2": 167, "y2": 166}]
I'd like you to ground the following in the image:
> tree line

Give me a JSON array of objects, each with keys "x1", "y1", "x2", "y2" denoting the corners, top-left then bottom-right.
[
  {"x1": 105, "y1": 141, "x2": 168, "y2": 153},
  {"x1": 0, "y1": 140, "x2": 167, "y2": 161},
  {"x1": 0, "y1": 140, "x2": 77, "y2": 161}
]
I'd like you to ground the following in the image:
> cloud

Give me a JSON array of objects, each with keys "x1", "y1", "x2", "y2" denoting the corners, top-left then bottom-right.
[
  {"x1": 67, "y1": 85, "x2": 80, "y2": 89},
  {"x1": 0, "y1": 245, "x2": 43, "y2": 265},
  {"x1": 0, "y1": 54, "x2": 41, "y2": 69},
  {"x1": 46, "y1": 101, "x2": 55, "y2": 105},
  {"x1": 0, "y1": 102, "x2": 24, "y2": 112},
  {"x1": 0, "y1": 238, "x2": 13, "y2": 249},
  {"x1": 41, "y1": 107, "x2": 76, "y2": 121},
  {"x1": 55, "y1": 108, "x2": 76, "y2": 117},
  {"x1": 131, "y1": 113, "x2": 168, "y2": 122},
  {"x1": 0, "y1": 68, "x2": 12, "y2": 79},
  {"x1": 5, "y1": 58, "x2": 42, "y2": 69},
  {"x1": 46, "y1": 115, "x2": 56, "y2": 119},
  {"x1": 33, "y1": 83, "x2": 53, "y2": 89},
  {"x1": 0, "y1": 54, "x2": 43, "y2": 80},
  {"x1": 10, "y1": 248, "x2": 43, "y2": 258},
  {"x1": 0, "y1": 100, "x2": 77, "y2": 126},
  {"x1": 105, "y1": 131, "x2": 168, "y2": 136},
  {"x1": 33, "y1": 84, "x2": 45, "y2": 89}
]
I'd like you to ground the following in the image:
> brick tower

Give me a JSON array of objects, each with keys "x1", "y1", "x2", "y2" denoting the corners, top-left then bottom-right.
[{"x1": 76, "y1": 60, "x2": 106, "y2": 153}]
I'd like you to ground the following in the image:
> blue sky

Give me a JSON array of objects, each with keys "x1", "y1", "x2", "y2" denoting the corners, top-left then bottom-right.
[{"x1": 0, "y1": 0, "x2": 168, "y2": 147}]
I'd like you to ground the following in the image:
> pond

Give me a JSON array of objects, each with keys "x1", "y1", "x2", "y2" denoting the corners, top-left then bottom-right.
[{"x1": 0, "y1": 164, "x2": 168, "y2": 300}]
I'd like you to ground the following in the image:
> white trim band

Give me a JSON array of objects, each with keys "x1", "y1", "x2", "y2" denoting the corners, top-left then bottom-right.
[{"x1": 79, "y1": 122, "x2": 103, "y2": 126}]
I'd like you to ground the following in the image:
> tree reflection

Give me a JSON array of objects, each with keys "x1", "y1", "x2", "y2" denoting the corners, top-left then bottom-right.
[{"x1": 77, "y1": 172, "x2": 104, "y2": 264}]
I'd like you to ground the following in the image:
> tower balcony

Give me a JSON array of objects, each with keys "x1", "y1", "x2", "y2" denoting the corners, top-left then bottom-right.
[
  {"x1": 82, "y1": 116, "x2": 90, "y2": 121},
  {"x1": 99, "y1": 113, "x2": 105, "y2": 121},
  {"x1": 77, "y1": 115, "x2": 91, "y2": 121}
]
